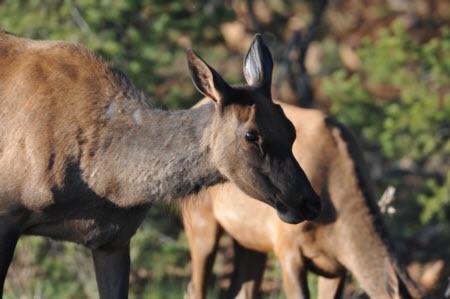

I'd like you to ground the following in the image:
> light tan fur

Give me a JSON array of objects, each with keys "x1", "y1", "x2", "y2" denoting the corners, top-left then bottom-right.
[{"x1": 183, "y1": 102, "x2": 422, "y2": 299}]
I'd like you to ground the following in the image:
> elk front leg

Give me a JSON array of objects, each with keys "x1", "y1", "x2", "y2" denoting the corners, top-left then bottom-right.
[
  {"x1": 0, "y1": 217, "x2": 21, "y2": 296},
  {"x1": 317, "y1": 274, "x2": 346, "y2": 299},
  {"x1": 184, "y1": 231, "x2": 221, "y2": 299},
  {"x1": 92, "y1": 244, "x2": 131, "y2": 299},
  {"x1": 226, "y1": 241, "x2": 267, "y2": 299},
  {"x1": 277, "y1": 249, "x2": 309, "y2": 299},
  {"x1": 183, "y1": 198, "x2": 222, "y2": 299}
]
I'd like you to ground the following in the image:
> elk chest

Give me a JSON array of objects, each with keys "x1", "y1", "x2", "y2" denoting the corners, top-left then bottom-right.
[{"x1": 22, "y1": 180, "x2": 152, "y2": 250}]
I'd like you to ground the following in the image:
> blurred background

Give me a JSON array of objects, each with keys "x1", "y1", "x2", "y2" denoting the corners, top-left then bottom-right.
[{"x1": 0, "y1": 0, "x2": 449, "y2": 298}]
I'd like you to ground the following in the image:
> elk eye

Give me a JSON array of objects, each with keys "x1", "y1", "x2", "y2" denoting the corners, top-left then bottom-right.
[{"x1": 245, "y1": 131, "x2": 258, "y2": 143}]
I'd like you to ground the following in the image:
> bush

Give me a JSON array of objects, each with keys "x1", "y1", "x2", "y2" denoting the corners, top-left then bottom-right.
[{"x1": 322, "y1": 21, "x2": 450, "y2": 225}]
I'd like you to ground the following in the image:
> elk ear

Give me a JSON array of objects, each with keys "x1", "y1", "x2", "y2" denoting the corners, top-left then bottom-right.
[
  {"x1": 243, "y1": 34, "x2": 273, "y2": 97},
  {"x1": 187, "y1": 49, "x2": 231, "y2": 107}
]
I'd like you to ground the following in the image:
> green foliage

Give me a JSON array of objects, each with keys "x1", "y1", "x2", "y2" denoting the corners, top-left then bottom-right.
[
  {"x1": 323, "y1": 21, "x2": 450, "y2": 224},
  {"x1": 5, "y1": 237, "x2": 96, "y2": 299},
  {"x1": 322, "y1": 70, "x2": 384, "y2": 143},
  {"x1": 419, "y1": 170, "x2": 450, "y2": 223},
  {"x1": 1, "y1": 1, "x2": 449, "y2": 297},
  {"x1": 0, "y1": 0, "x2": 235, "y2": 109},
  {"x1": 360, "y1": 23, "x2": 450, "y2": 161}
]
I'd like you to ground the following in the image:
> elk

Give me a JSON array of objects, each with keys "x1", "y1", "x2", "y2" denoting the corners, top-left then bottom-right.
[
  {"x1": 183, "y1": 102, "x2": 423, "y2": 299},
  {"x1": 0, "y1": 31, "x2": 321, "y2": 299}
]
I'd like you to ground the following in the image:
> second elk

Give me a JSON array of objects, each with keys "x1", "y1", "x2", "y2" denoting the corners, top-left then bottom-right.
[{"x1": 182, "y1": 102, "x2": 422, "y2": 299}]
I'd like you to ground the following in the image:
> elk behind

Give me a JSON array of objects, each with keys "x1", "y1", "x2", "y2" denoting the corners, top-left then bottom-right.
[
  {"x1": 182, "y1": 102, "x2": 422, "y2": 299},
  {"x1": 0, "y1": 32, "x2": 321, "y2": 298}
]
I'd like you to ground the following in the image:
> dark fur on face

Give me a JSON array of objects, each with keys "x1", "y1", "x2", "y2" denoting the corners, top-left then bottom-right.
[{"x1": 187, "y1": 35, "x2": 321, "y2": 224}]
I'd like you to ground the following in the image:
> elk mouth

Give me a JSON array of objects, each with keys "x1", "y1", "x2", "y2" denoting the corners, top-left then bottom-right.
[{"x1": 275, "y1": 195, "x2": 321, "y2": 224}]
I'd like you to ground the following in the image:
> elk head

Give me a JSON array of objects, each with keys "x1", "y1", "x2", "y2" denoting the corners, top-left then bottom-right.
[{"x1": 187, "y1": 34, "x2": 321, "y2": 224}]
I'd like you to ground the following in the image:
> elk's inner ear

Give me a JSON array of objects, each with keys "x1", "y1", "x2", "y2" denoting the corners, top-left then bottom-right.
[
  {"x1": 243, "y1": 34, "x2": 273, "y2": 98},
  {"x1": 187, "y1": 49, "x2": 231, "y2": 107}
]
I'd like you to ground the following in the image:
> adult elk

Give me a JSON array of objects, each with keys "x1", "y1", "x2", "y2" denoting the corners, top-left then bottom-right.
[
  {"x1": 183, "y1": 102, "x2": 422, "y2": 299},
  {"x1": 0, "y1": 32, "x2": 321, "y2": 298}
]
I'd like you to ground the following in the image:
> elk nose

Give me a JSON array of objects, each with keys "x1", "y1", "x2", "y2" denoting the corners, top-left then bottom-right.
[{"x1": 300, "y1": 193, "x2": 322, "y2": 220}]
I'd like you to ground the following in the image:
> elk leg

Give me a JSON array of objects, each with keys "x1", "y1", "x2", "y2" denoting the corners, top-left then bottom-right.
[
  {"x1": 183, "y1": 199, "x2": 222, "y2": 299},
  {"x1": 0, "y1": 219, "x2": 20, "y2": 296},
  {"x1": 317, "y1": 274, "x2": 346, "y2": 299},
  {"x1": 185, "y1": 230, "x2": 221, "y2": 299},
  {"x1": 226, "y1": 241, "x2": 267, "y2": 299},
  {"x1": 92, "y1": 244, "x2": 130, "y2": 299},
  {"x1": 278, "y1": 250, "x2": 309, "y2": 299}
]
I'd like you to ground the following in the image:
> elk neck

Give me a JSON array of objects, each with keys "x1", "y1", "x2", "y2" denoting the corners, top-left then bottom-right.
[
  {"x1": 82, "y1": 95, "x2": 225, "y2": 207},
  {"x1": 325, "y1": 117, "x2": 420, "y2": 298}
]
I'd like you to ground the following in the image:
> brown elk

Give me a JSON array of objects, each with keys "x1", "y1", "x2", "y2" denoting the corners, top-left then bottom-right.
[
  {"x1": 0, "y1": 32, "x2": 321, "y2": 299},
  {"x1": 183, "y1": 102, "x2": 423, "y2": 299}
]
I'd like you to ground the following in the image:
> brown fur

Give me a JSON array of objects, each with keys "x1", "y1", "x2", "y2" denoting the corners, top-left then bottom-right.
[
  {"x1": 182, "y1": 102, "x2": 423, "y2": 299},
  {"x1": 0, "y1": 32, "x2": 321, "y2": 298}
]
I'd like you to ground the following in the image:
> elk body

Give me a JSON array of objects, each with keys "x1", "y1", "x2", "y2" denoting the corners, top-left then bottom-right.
[
  {"x1": 0, "y1": 31, "x2": 321, "y2": 299},
  {"x1": 183, "y1": 102, "x2": 422, "y2": 299}
]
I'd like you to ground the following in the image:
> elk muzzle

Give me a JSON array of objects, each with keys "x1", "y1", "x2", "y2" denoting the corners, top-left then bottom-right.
[{"x1": 272, "y1": 155, "x2": 322, "y2": 224}]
